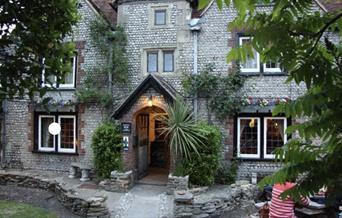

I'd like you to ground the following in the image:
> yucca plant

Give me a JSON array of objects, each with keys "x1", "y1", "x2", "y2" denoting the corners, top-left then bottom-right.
[{"x1": 157, "y1": 96, "x2": 207, "y2": 161}]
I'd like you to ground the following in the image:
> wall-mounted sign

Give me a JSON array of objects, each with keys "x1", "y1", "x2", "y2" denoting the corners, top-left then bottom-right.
[
  {"x1": 123, "y1": 136, "x2": 129, "y2": 151},
  {"x1": 121, "y1": 122, "x2": 131, "y2": 134}
]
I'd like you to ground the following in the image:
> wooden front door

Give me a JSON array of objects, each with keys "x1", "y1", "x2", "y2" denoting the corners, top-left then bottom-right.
[{"x1": 137, "y1": 114, "x2": 149, "y2": 178}]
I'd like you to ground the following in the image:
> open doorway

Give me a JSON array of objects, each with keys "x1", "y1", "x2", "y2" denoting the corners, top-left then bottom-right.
[{"x1": 135, "y1": 106, "x2": 169, "y2": 184}]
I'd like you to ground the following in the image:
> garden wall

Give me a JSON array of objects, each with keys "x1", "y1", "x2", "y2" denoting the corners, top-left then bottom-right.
[{"x1": 0, "y1": 172, "x2": 110, "y2": 218}]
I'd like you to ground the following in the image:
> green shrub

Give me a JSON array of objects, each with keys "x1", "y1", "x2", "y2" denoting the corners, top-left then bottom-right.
[
  {"x1": 215, "y1": 160, "x2": 238, "y2": 185},
  {"x1": 158, "y1": 96, "x2": 207, "y2": 161},
  {"x1": 91, "y1": 122, "x2": 123, "y2": 178},
  {"x1": 182, "y1": 122, "x2": 222, "y2": 186}
]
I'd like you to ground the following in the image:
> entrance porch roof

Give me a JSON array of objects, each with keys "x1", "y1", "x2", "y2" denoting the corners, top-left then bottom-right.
[{"x1": 112, "y1": 74, "x2": 177, "y2": 119}]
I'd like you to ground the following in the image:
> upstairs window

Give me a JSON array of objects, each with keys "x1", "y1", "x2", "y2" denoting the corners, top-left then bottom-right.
[
  {"x1": 154, "y1": 10, "x2": 166, "y2": 25},
  {"x1": 238, "y1": 36, "x2": 282, "y2": 74},
  {"x1": 264, "y1": 61, "x2": 281, "y2": 73},
  {"x1": 163, "y1": 51, "x2": 174, "y2": 72},
  {"x1": 145, "y1": 50, "x2": 175, "y2": 73},
  {"x1": 239, "y1": 36, "x2": 260, "y2": 73},
  {"x1": 42, "y1": 56, "x2": 77, "y2": 89},
  {"x1": 147, "y1": 52, "x2": 158, "y2": 73}
]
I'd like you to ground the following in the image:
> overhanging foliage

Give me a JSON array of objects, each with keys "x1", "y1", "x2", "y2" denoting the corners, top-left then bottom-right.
[
  {"x1": 0, "y1": 0, "x2": 79, "y2": 99},
  {"x1": 199, "y1": 0, "x2": 342, "y2": 203}
]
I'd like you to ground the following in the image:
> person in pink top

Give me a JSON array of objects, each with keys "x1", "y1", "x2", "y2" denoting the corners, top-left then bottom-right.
[{"x1": 269, "y1": 182, "x2": 309, "y2": 218}]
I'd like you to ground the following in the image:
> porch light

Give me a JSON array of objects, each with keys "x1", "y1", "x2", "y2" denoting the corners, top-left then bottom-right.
[
  {"x1": 49, "y1": 122, "x2": 61, "y2": 135},
  {"x1": 148, "y1": 95, "x2": 153, "y2": 107}
]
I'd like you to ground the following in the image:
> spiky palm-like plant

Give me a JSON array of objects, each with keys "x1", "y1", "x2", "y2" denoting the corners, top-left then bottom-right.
[{"x1": 157, "y1": 97, "x2": 207, "y2": 161}]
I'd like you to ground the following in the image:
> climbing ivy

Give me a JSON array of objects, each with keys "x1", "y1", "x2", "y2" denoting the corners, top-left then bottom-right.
[
  {"x1": 183, "y1": 64, "x2": 245, "y2": 119},
  {"x1": 76, "y1": 18, "x2": 129, "y2": 107},
  {"x1": 89, "y1": 19, "x2": 129, "y2": 83}
]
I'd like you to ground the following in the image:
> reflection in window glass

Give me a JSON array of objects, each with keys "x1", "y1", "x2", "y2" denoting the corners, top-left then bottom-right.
[
  {"x1": 163, "y1": 51, "x2": 173, "y2": 72},
  {"x1": 155, "y1": 10, "x2": 166, "y2": 25},
  {"x1": 40, "y1": 117, "x2": 54, "y2": 149},
  {"x1": 147, "y1": 52, "x2": 158, "y2": 73},
  {"x1": 61, "y1": 57, "x2": 75, "y2": 86},
  {"x1": 266, "y1": 118, "x2": 285, "y2": 155},
  {"x1": 60, "y1": 117, "x2": 75, "y2": 149},
  {"x1": 240, "y1": 37, "x2": 259, "y2": 71}
]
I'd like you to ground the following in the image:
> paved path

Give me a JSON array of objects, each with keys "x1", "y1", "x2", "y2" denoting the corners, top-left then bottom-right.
[{"x1": 107, "y1": 184, "x2": 173, "y2": 218}]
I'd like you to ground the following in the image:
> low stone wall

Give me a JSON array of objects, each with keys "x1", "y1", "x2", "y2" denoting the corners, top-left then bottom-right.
[
  {"x1": 99, "y1": 170, "x2": 133, "y2": 192},
  {"x1": 167, "y1": 174, "x2": 189, "y2": 195},
  {"x1": 0, "y1": 173, "x2": 110, "y2": 218},
  {"x1": 174, "y1": 181, "x2": 257, "y2": 218}
]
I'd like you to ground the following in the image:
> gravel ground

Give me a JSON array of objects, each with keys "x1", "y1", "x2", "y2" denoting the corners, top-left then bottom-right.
[{"x1": 0, "y1": 185, "x2": 80, "y2": 218}]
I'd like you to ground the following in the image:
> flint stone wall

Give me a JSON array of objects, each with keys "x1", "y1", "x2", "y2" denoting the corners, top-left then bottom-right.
[
  {"x1": 99, "y1": 170, "x2": 134, "y2": 192},
  {"x1": 174, "y1": 181, "x2": 257, "y2": 218},
  {"x1": 167, "y1": 174, "x2": 189, "y2": 195},
  {"x1": 0, "y1": 172, "x2": 110, "y2": 218}
]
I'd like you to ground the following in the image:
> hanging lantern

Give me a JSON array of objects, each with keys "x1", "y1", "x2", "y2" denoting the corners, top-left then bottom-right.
[
  {"x1": 48, "y1": 122, "x2": 61, "y2": 135},
  {"x1": 148, "y1": 95, "x2": 153, "y2": 107}
]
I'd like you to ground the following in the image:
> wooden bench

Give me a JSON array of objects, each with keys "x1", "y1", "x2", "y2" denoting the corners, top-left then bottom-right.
[{"x1": 69, "y1": 162, "x2": 92, "y2": 182}]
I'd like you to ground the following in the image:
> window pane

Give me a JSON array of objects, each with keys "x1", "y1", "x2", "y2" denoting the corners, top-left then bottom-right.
[
  {"x1": 60, "y1": 57, "x2": 75, "y2": 86},
  {"x1": 40, "y1": 117, "x2": 54, "y2": 148},
  {"x1": 240, "y1": 38, "x2": 258, "y2": 70},
  {"x1": 266, "y1": 119, "x2": 285, "y2": 155},
  {"x1": 265, "y1": 61, "x2": 280, "y2": 69},
  {"x1": 45, "y1": 75, "x2": 57, "y2": 85},
  {"x1": 147, "y1": 52, "x2": 158, "y2": 72},
  {"x1": 155, "y1": 10, "x2": 166, "y2": 25},
  {"x1": 163, "y1": 52, "x2": 173, "y2": 72},
  {"x1": 60, "y1": 117, "x2": 75, "y2": 149},
  {"x1": 239, "y1": 118, "x2": 258, "y2": 154}
]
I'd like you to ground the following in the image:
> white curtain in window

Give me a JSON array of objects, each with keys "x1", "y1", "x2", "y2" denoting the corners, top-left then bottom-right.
[{"x1": 41, "y1": 117, "x2": 54, "y2": 148}]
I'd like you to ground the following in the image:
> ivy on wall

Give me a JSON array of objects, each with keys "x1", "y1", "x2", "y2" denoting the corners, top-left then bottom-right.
[
  {"x1": 182, "y1": 64, "x2": 245, "y2": 119},
  {"x1": 76, "y1": 18, "x2": 129, "y2": 108}
]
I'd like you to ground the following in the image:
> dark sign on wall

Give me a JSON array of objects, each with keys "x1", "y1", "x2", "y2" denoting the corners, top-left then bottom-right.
[{"x1": 121, "y1": 122, "x2": 132, "y2": 134}]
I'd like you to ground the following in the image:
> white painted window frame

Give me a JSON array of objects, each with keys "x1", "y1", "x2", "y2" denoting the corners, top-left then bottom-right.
[
  {"x1": 263, "y1": 117, "x2": 287, "y2": 159},
  {"x1": 239, "y1": 36, "x2": 260, "y2": 73},
  {"x1": 263, "y1": 62, "x2": 281, "y2": 73},
  {"x1": 237, "y1": 117, "x2": 261, "y2": 158},
  {"x1": 59, "y1": 56, "x2": 77, "y2": 89},
  {"x1": 42, "y1": 56, "x2": 76, "y2": 88},
  {"x1": 58, "y1": 115, "x2": 76, "y2": 153},
  {"x1": 38, "y1": 115, "x2": 56, "y2": 152}
]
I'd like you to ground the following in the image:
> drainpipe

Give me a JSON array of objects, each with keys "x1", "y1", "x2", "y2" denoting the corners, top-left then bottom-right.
[
  {"x1": 189, "y1": 18, "x2": 201, "y2": 119},
  {"x1": 1, "y1": 99, "x2": 7, "y2": 167},
  {"x1": 108, "y1": 31, "x2": 115, "y2": 96}
]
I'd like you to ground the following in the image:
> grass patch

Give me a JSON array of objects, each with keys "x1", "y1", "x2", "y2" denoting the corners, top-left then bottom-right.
[{"x1": 0, "y1": 200, "x2": 57, "y2": 218}]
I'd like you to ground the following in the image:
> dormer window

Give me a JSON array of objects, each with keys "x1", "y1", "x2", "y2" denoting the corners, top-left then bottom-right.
[{"x1": 155, "y1": 10, "x2": 166, "y2": 25}]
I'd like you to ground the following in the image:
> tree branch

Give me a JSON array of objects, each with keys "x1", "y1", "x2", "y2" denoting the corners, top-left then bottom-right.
[{"x1": 309, "y1": 12, "x2": 342, "y2": 56}]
